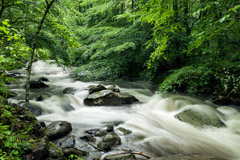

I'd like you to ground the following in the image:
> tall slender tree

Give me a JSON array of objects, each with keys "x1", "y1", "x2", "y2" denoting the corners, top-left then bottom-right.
[{"x1": 25, "y1": 0, "x2": 56, "y2": 108}]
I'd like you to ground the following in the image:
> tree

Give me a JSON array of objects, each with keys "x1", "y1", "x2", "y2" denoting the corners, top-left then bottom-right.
[{"x1": 25, "y1": 0, "x2": 56, "y2": 108}]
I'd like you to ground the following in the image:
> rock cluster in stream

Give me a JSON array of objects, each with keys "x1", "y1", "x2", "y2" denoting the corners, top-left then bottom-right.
[{"x1": 84, "y1": 85, "x2": 139, "y2": 106}]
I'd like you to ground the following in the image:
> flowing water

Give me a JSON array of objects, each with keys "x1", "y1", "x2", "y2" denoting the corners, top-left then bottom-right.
[{"x1": 8, "y1": 61, "x2": 240, "y2": 160}]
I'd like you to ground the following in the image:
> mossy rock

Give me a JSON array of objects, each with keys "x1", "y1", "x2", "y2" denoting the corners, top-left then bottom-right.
[{"x1": 176, "y1": 108, "x2": 225, "y2": 128}]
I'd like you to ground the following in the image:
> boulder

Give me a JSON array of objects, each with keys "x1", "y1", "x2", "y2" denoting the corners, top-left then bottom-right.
[
  {"x1": 95, "y1": 125, "x2": 114, "y2": 137},
  {"x1": 39, "y1": 77, "x2": 49, "y2": 82},
  {"x1": 62, "y1": 148, "x2": 88, "y2": 158},
  {"x1": 48, "y1": 143, "x2": 65, "y2": 160},
  {"x1": 29, "y1": 80, "x2": 49, "y2": 89},
  {"x1": 46, "y1": 121, "x2": 72, "y2": 140},
  {"x1": 176, "y1": 108, "x2": 225, "y2": 128},
  {"x1": 63, "y1": 87, "x2": 77, "y2": 94},
  {"x1": 85, "y1": 128, "x2": 99, "y2": 135},
  {"x1": 84, "y1": 90, "x2": 139, "y2": 106},
  {"x1": 154, "y1": 154, "x2": 227, "y2": 160},
  {"x1": 32, "y1": 136, "x2": 49, "y2": 160},
  {"x1": 89, "y1": 85, "x2": 106, "y2": 94},
  {"x1": 79, "y1": 135, "x2": 96, "y2": 143},
  {"x1": 108, "y1": 85, "x2": 120, "y2": 93},
  {"x1": 61, "y1": 103, "x2": 74, "y2": 112},
  {"x1": 116, "y1": 127, "x2": 132, "y2": 135},
  {"x1": 17, "y1": 101, "x2": 45, "y2": 117},
  {"x1": 97, "y1": 132, "x2": 121, "y2": 151},
  {"x1": 103, "y1": 153, "x2": 136, "y2": 160},
  {"x1": 59, "y1": 135, "x2": 76, "y2": 149}
]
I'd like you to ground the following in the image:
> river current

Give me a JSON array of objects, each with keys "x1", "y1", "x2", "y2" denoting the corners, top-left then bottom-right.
[{"x1": 7, "y1": 61, "x2": 240, "y2": 159}]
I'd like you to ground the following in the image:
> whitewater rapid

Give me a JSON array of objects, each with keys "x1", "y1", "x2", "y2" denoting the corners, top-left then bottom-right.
[{"x1": 8, "y1": 61, "x2": 240, "y2": 159}]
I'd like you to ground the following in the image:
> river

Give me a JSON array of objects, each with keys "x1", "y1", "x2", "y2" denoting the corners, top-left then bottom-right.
[{"x1": 7, "y1": 61, "x2": 240, "y2": 160}]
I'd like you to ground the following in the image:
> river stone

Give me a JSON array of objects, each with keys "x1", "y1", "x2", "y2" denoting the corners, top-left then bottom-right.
[
  {"x1": 17, "y1": 101, "x2": 45, "y2": 116},
  {"x1": 80, "y1": 135, "x2": 96, "y2": 142},
  {"x1": 32, "y1": 136, "x2": 49, "y2": 160},
  {"x1": 29, "y1": 80, "x2": 49, "y2": 89},
  {"x1": 61, "y1": 103, "x2": 74, "y2": 112},
  {"x1": 48, "y1": 143, "x2": 65, "y2": 160},
  {"x1": 84, "y1": 90, "x2": 139, "y2": 106},
  {"x1": 154, "y1": 154, "x2": 227, "y2": 160},
  {"x1": 176, "y1": 108, "x2": 225, "y2": 128},
  {"x1": 62, "y1": 148, "x2": 88, "y2": 158},
  {"x1": 89, "y1": 85, "x2": 106, "y2": 94},
  {"x1": 39, "y1": 77, "x2": 49, "y2": 82},
  {"x1": 97, "y1": 132, "x2": 121, "y2": 151},
  {"x1": 59, "y1": 135, "x2": 76, "y2": 148},
  {"x1": 116, "y1": 127, "x2": 132, "y2": 135},
  {"x1": 46, "y1": 121, "x2": 72, "y2": 140},
  {"x1": 63, "y1": 87, "x2": 77, "y2": 94},
  {"x1": 95, "y1": 125, "x2": 114, "y2": 137},
  {"x1": 103, "y1": 153, "x2": 136, "y2": 160},
  {"x1": 108, "y1": 85, "x2": 120, "y2": 93},
  {"x1": 85, "y1": 128, "x2": 99, "y2": 134}
]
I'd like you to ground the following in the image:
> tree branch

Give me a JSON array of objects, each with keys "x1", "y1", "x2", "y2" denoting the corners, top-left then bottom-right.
[{"x1": 45, "y1": 0, "x2": 49, "y2": 6}]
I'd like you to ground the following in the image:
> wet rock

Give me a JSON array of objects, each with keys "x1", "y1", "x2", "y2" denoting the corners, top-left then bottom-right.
[
  {"x1": 39, "y1": 77, "x2": 49, "y2": 82},
  {"x1": 59, "y1": 135, "x2": 76, "y2": 148},
  {"x1": 95, "y1": 125, "x2": 114, "y2": 137},
  {"x1": 39, "y1": 121, "x2": 46, "y2": 128},
  {"x1": 80, "y1": 135, "x2": 96, "y2": 143},
  {"x1": 176, "y1": 108, "x2": 225, "y2": 128},
  {"x1": 32, "y1": 136, "x2": 49, "y2": 160},
  {"x1": 108, "y1": 85, "x2": 120, "y2": 93},
  {"x1": 116, "y1": 127, "x2": 132, "y2": 135},
  {"x1": 103, "y1": 153, "x2": 136, "y2": 160},
  {"x1": 29, "y1": 80, "x2": 49, "y2": 89},
  {"x1": 154, "y1": 154, "x2": 227, "y2": 160},
  {"x1": 62, "y1": 148, "x2": 88, "y2": 158},
  {"x1": 36, "y1": 95, "x2": 44, "y2": 101},
  {"x1": 84, "y1": 90, "x2": 139, "y2": 106},
  {"x1": 85, "y1": 128, "x2": 99, "y2": 135},
  {"x1": 97, "y1": 132, "x2": 121, "y2": 151},
  {"x1": 63, "y1": 87, "x2": 77, "y2": 94},
  {"x1": 46, "y1": 121, "x2": 72, "y2": 140},
  {"x1": 48, "y1": 143, "x2": 65, "y2": 160},
  {"x1": 17, "y1": 101, "x2": 44, "y2": 116},
  {"x1": 61, "y1": 103, "x2": 74, "y2": 112},
  {"x1": 89, "y1": 85, "x2": 106, "y2": 94},
  {"x1": 95, "y1": 130, "x2": 108, "y2": 137}
]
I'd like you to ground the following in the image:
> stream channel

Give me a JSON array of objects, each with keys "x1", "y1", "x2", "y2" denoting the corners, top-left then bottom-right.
[{"x1": 7, "y1": 61, "x2": 240, "y2": 160}]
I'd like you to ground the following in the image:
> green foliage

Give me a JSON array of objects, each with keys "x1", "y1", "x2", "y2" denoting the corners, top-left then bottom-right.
[
  {"x1": 0, "y1": 100, "x2": 34, "y2": 160},
  {"x1": 68, "y1": 154, "x2": 85, "y2": 160}
]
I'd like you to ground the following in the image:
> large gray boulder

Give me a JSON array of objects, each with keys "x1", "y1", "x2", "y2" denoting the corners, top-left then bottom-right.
[
  {"x1": 97, "y1": 132, "x2": 121, "y2": 151},
  {"x1": 46, "y1": 121, "x2": 72, "y2": 140},
  {"x1": 175, "y1": 108, "x2": 225, "y2": 128},
  {"x1": 84, "y1": 90, "x2": 139, "y2": 106}
]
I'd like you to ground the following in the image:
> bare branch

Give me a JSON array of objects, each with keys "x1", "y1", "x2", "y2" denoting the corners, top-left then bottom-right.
[{"x1": 87, "y1": 142, "x2": 103, "y2": 151}]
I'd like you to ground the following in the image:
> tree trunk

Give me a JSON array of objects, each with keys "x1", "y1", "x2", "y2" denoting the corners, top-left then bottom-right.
[
  {"x1": 132, "y1": 0, "x2": 134, "y2": 12},
  {"x1": 25, "y1": 0, "x2": 55, "y2": 108}
]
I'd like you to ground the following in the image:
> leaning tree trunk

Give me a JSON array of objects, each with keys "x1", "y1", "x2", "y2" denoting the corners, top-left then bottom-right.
[{"x1": 25, "y1": 0, "x2": 55, "y2": 108}]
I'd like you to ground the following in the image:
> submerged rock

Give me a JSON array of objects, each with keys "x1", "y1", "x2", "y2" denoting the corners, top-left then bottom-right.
[
  {"x1": 176, "y1": 108, "x2": 225, "y2": 128},
  {"x1": 61, "y1": 103, "x2": 74, "y2": 112},
  {"x1": 89, "y1": 85, "x2": 106, "y2": 94},
  {"x1": 46, "y1": 121, "x2": 72, "y2": 140},
  {"x1": 29, "y1": 80, "x2": 49, "y2": 89},
  {"x1": 79, "y1": 135, "x2": 96, "y2": 143},
  {"x1": 38, "y1": 77, "x2": 49, "y2": 82},
  {"x1": 84, "y1": 90, "x2": 139, "y2": 106},
  {"x1": 63, "y1": 87, "x2": 77, "y2": 94},
  {"x1": 18, "y1": 101, "x2": 45, "y2": 116},
  {"x1": 97, "y1": 132, "x2": 121, "y2": 151},
  {"x1": 116, "y1": 127, "x2": 132, "y2": 135},
  {"x1": 103, "y1": 153, "x2": 136, "y2": 160},
  {"x1": 154, "y1": 154, "x2": 227, "y2": 160}
]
